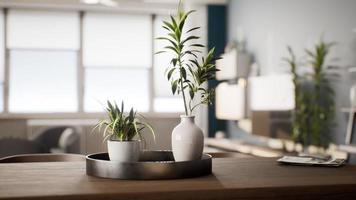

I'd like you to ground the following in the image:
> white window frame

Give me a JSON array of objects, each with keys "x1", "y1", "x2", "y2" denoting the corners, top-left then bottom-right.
[{"x1": 0, "y1": 7, "x2": 181, "y2": 119}]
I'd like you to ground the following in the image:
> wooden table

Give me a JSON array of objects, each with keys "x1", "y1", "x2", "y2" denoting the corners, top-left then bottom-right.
[{"x1": 1, "y1": 157, "x2": 356, "y2": 200}]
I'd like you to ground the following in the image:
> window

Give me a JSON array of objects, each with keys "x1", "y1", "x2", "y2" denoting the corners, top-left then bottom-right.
[
  {"x1": 83, "y1": 13, "x2": 151, "y2": 112},
  {"x1": 84, "y1": 68, "x2": 149, "y2": 112},
  {"x1": 0, "y1": 8, "x2": 184, "y2": 115},
  {"x1": 9, "y1": 51, "x2": 78, "y2": 112},
  {"x1": 7, "y1": 10, "x2": 80, "y2": 49},
  {"x1": 7, "y1": 10, "x2": 79, "y2": 113},
  {"x1": 83, "y1": 13, "x2": 151, "y2": 67}
]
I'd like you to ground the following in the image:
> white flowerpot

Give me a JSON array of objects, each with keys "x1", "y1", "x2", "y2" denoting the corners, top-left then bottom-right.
[
  {"x1": 172, "y1": 115, "x2": 204, "y2": 161},
  {"x1": 107, "y1": 140, "x2": 140, "y2": 162},
  {"x1": 350, "y1": 84, "x2": 356, "y2": 108}
]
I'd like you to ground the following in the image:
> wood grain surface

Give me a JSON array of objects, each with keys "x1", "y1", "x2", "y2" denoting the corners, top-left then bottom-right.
[{"x1": 0, "y1": 157, "x2": 356, "y2": 200}]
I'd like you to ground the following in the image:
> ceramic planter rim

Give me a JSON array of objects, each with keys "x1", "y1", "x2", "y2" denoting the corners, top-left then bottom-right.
[{"x1": 107, "y1": 139, "x2": 141, "y2": 143}]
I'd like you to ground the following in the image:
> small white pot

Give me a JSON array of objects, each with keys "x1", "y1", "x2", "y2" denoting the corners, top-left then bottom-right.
[
  {"x1": 172, "y1": 115, "x2": 204, "y2": 161},
  {"x1": 107, "y1": 140, "x2": 140, "y2": 162}
]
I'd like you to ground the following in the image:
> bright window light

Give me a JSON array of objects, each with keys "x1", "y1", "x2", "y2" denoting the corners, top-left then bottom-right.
[
  {"x1": 9, "y1": 50, "x2": 78, "y2": 113},
  {"x1": 7, "y1": 10, "x2": 80, "y2": 50},
  {"x1": 84, "y1": 68, "x2": 149, "y2": 112},
  {"x1": 83, "y1": 12, "x2": 152, "y2": 67},
  {"x1": 153, "y1": 97, "x2": 184, "y2": 113}
]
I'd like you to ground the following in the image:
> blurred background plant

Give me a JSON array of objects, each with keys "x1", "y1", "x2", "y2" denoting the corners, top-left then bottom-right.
[{"x1": 284, "y1": 39, "x2": 338, "y2": 149}]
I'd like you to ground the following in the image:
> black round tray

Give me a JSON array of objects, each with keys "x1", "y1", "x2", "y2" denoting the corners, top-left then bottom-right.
[{"x1": 86, "y1": 151, "x2": 212, "y2": 180}]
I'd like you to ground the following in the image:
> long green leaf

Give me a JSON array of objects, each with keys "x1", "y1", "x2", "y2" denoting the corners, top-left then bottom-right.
[
  {"x1": 182, "y1": 36, "x2": 199, "y2": 44},
  {"x1": 171, "y1": 80, "x2": 178, "y2": 94},
  {"x1": 155, "y1": 50, "x2": 166, "y2": 55},
  {"x1": 167, "y1": 68, "x2": 176, "y2": 80},
  {"x1": 163, "y1": 20, "x2": 174, "y2": 31},
  {"x1": 186, "y1": 26, "x2": 200, "y2": 33}
]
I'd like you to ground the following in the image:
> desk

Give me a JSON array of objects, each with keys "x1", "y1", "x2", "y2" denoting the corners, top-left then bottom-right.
[{"x1": 1, "y1": 157, "x2": 356, "y2": 200}]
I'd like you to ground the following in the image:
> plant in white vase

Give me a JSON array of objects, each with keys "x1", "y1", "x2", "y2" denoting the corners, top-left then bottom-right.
[
  {"x1": 156, "y1": 2, "x2": 220, "y2": 161},
  {"x1": 93, "y1": 101, "x2": 154, "y2": 162}
]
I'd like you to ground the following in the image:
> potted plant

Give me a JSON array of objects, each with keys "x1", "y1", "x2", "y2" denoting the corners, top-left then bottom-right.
[
  {"x1": 284, "y1": 39, "x2": 338, "y2": 153},
  {"x1": 93, "y1": 101, "x2": 154, "y2": 162},
  {"x1": 156, "y1": 2, "x2": 220, "y2": 161}
]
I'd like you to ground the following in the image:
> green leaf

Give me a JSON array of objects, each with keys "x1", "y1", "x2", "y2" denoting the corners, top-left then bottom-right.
[
  {"x1": 171, "y1": 80, "x2": 178, "y2": 94},
  {"x1": 111, "y1": 117, "x2": 119, "y2": 134},
  {"x1": 167, "y1": 68, "x2": 175, "y2": 80},
  {"x1": 187, "y1": 64, "x2": 195, "y2": 76},
  {"x1": 178, "y1": 10, "x2": 196, "y2": 32},
  {"x1": 190, "y1": 44, "x2": 205, "y2": 48},
  {"x1": 190, "y1": 59, "x2": 200, "y2": 67},
  {"x1": 174, "y1": 27, "x2": 181, "y2": 43},
  {"x1": 178, "y1": 17, "x2": 186, "y2": 32},
  {"x1": 184, "y1": 51, "x2": 198, "y2": 58},
  {"x1": 164, "y1": 46, "x2": 179, "y2": 54},
  {"x1": 181, "y1": 67, "x2": 187, "y2": 80},
  {"x1": 129, "y1": 108, "x2": 134, "y2": 121},
  {"x1": 162, "y1": 26, "x2": 170, "y2": 31},
  {"x1": 179, "y1": 10, "x2": 196, "y2": 25},
  {"x1": 154, "y1": 51, "x2": 166, "y2": 55},
  {"x1": 168, "y1": 33, "x2": 178, "y2": 41},
  {"x1": 163, "y1": 20, "x2": 174, "y2": 31},
  {"x1": 107, "y1": 101, "x2": 113, "y2": 110},
  {"x1": 186, "y1": 27, "x2": 200, "y2": 33},
  {"x1": 182, "y1": 36, "x2": 200, "y2": 44},
  {"x1": 156, "y1": 37, "x2": 179, "y2": 49},
  {"x1": 170, "y1": 58, "x2": 178, "y2": 66},
  {"x1": 305, "y1": 49, "x2": 315, "y2": 58},
  {"x1": 170, "y1": 15, "x2": 178, "y2": 29},
  {"x1": 189, "y1": 85, "x2": 194, "y2": 99},
  {"x1": 191, "y1": 50, "x2": 202, "y2": 53}
]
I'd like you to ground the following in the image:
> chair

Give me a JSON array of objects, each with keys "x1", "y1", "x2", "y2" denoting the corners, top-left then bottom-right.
[
  {"x1": 32, "y1": 126, "x2": 80, "y2": 153},
  {"x1": 0, "y1": 153, "x2": 85, "y2": 163},
  {"x1": 0, "y1": 137, "x2": 48, "y2": 158}
]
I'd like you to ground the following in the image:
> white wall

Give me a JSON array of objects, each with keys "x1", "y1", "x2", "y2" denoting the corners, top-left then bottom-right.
[
  {"x1": 228, "y1": 0, "x2": 356, "y2": 144},
  {"x1": 229, "y1": 0, "x2": 356, "y2": 74}
]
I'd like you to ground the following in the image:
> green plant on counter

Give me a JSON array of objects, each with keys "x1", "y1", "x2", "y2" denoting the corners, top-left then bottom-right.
[
  {"x1": 284, "y1": 39, "x2": 336, "y2": 148},
  {"x1": 155, "y1": 1, "x2": 220, "y2": 116},
  {"x1": 307, "y1": 41, "x2": 336, "y2": 148},
  {"x1": 93, "y1": 101, "x2": 155, "y2": 142},
  {"x1": 283, "y1": 47, "x2": 311, "y2": 147}
]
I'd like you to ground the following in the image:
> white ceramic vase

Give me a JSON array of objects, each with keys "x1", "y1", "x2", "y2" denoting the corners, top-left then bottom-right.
[
  {"x1": 171, "y1": 115, "x2": 204, "y2": 161},
  {"x1": 107, "y1": 140, "x2": 140, "y2": 162}
]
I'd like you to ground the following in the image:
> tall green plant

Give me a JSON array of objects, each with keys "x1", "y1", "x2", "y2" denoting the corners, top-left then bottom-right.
[
  {"x1": 306, "y1": 41, "x2": 336, "y2": 148},
  {"x1": 155, "y1": 1, "x2": 220, "y2": 116},
  {"x1": 283, "y1": 47, "x2": 310, "y2": 146},
  {"x1": 284, "y1": 39, "x2": 336, "y2": 148}
]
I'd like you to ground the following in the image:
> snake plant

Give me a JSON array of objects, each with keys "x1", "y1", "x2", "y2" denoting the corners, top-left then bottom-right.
[{"x1": 93, "y1": 101, "x2": 155, "y2": 142}]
